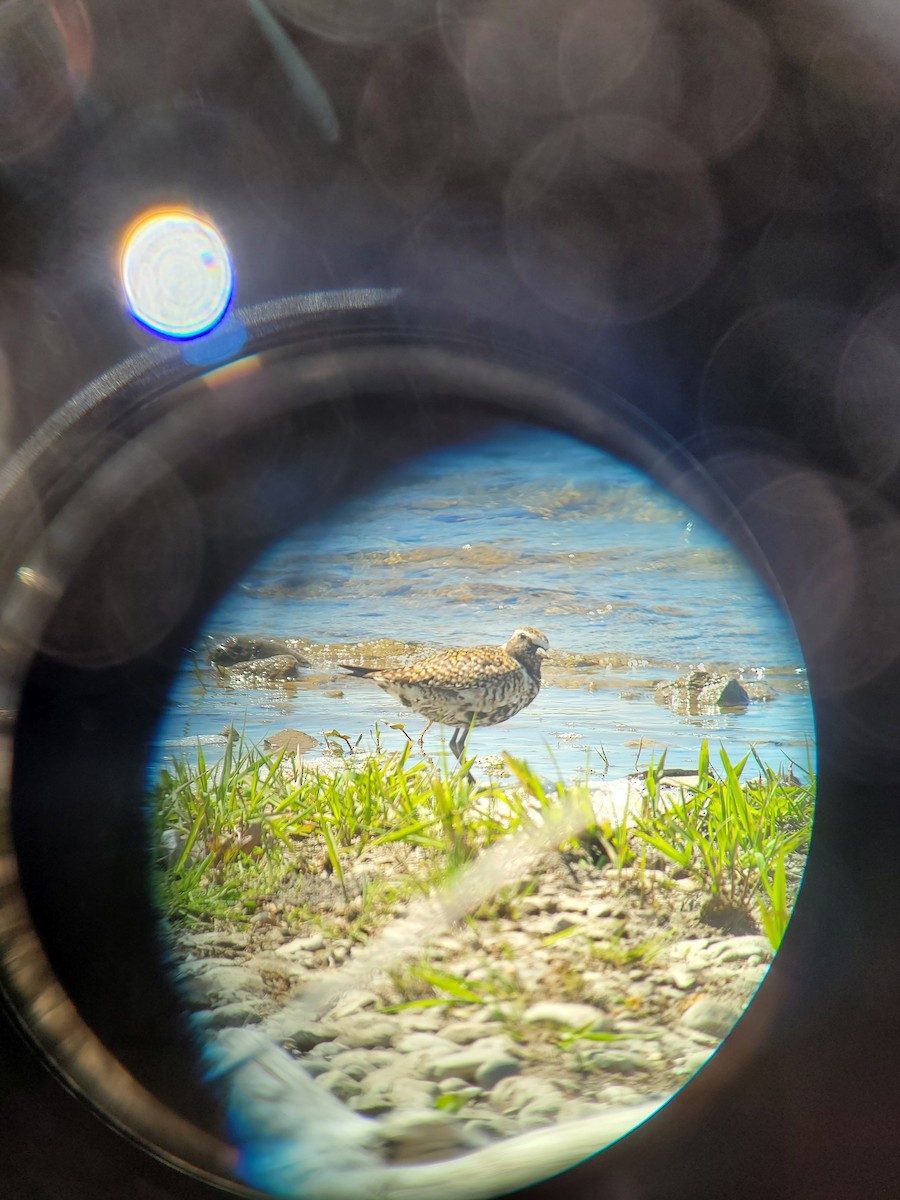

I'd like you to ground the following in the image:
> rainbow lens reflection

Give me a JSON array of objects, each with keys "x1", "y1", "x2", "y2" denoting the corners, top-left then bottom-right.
[{"x1": 119, "y1": 208, "x2": 234, "y2": 340}]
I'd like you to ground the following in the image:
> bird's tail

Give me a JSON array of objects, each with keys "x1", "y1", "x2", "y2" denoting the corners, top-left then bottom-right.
[{"x1": 338, "y1": 663, "x2": 378, "y2": 677}]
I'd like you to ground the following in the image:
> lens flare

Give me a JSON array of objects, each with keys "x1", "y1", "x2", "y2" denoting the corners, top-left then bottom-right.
[{"x1": 119, "y1": 208, "x2": 234, "y2": 339}]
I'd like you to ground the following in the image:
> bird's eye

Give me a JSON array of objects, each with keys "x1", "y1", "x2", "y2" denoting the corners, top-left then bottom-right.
[{"x1": 1, "y1": 311, "x2": 817, "y2": 1200}]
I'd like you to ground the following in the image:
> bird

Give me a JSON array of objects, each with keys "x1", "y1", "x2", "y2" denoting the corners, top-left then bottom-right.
[{"x1": 339, "y1": 627, "x2": 549, "y2": 765}]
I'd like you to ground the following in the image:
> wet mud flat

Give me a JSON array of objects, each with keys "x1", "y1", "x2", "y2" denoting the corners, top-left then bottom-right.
[{"x1": 170, "y1": 824, "x2": 780, "y2": 1165}]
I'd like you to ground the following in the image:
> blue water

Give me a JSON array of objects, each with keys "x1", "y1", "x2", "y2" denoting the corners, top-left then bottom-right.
[{"x1": 151, "y1": 427, "x2": 815, "y2": 783}]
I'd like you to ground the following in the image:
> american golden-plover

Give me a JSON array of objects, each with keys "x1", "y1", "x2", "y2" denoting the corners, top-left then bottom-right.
[{"x1": 340, "y1": 627, "x2": 549, "y2": 762}]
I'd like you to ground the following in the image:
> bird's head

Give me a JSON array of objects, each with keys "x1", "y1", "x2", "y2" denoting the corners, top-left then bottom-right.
[{"x1": 506, "y1": 627, "x2": 549, "y2": 667}]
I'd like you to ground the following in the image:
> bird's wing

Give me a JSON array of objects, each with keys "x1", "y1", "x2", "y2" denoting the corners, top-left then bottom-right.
[{"x1": 384, "y1": 647, "x2": 517, "y2": 688}]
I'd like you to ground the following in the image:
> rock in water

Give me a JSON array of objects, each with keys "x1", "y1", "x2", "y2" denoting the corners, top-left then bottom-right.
[
  {"x1": 220, "y1": 654, "x2": 307, "y2": 682},
  {"x1": 209, "y1": 634, "x2": 306, "y2": 666},
  {"x1": 655, "y1": 671, "x2": 750, "y2": 717}
]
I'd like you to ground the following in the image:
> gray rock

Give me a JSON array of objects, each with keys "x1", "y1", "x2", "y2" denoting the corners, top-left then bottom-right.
[
  {"x1": 657, "y1": 985, "x2": 690, "y2": 1002},
  {"x1": 441, "y1": 1020, "x2": 505, "y2": 1045},
  {"x1": 474, "y1": 1055, "x2": 521, "y2": 1089},
  {"x1": 313, "y1": 1040, "x2": 352, "y2": 1060},
  {"x1": 665, "y1": 937, "x2": 713, "y2": 965},
  {"x1": 178, "y1": 930, "x2": 249, "y2": 951},
  {"x1": 703, "y1": 967, "x2": 766, "y2": 1000},
  {"x1": 580, "y1": 976, "x2": 622, "y2": 1009},
  {"x1": 612, "y1": 1019, "x2": 657, "y2": 1035},
  {"x1": 438, "y1": 1082, "x2": 482, "y2": 1103},
  {"x1": 656, "y1": 671, "x2": 750, "y2": 715},
  {"x1": 572, "y1": 1046, "x2": 647, "y2": 1075},
  {"x1": 515, "y1": 961, "x2": 550, "y2": 989},
  {"x1": 296, "y1": 1057, "x2": 330, "y2": 1078},
  {"x1": 707, "y1": 935, "x2": 772, "y2": 964},
  {"x1": 276, "y1": 933, "x2": 326, "y2": 956},
  {"x1": 679, "y1": 1049, "x2": 715, "y2": 1076},
  {"x1": 558, "y1": 1099, "x2": 605, "y2": 1122},
  {"x1": 332, "y1": 1014, "x2": 397, "y2": 1049},
  {"x1": 658, "y1": 1031, "x2": 700, "y2": 1058},
  {"x1": 226, "y1": 654, "x2": 306, "y2": 681},
  {"x1": 427, "y1": 1037, "x2": 517, "y2": 1083},
  {"x1": 281, "y1": 1022, "x2": 336, "y2": 1052},
  {"x1": 489, "y1": 1076, "x2": 565, "y2": 1116},
  {"x1": 594, "y1": 1084, "x2": 647, "y2": 1106},
  {"x1": 523, "y1": 1001, "x2": 610, "y2": 1030},
  {"x1": 396, "y1": 1008, "x2": 447, "y2": 1032},
  {"x1": 461, "y1": 1114, "x2": 521, "y2": 1141},
  {"x1": 625, "y1": 980, "x2": 653, "y2": 1000},
  {"x1": 160, "y1": 829, "x2": 187, "y2": 870},
  {"x1": 177, "y1": 962, "x2": 267, "y2": 1009},
  {"x1": 680, "y1": 998, "x2": 742, "y2": 1040},
  {"x1": 353, "y1": 1087, "x2": 394, "y2": 1116},
  {"x1": 556, "y1": 910, "x2": 590, "y2": 929},
  {"x1": 259, "y1": 929, "x2": 287, "y2": 949},
  {"x1": 390, "y1": 1078, "x2": 442, "y2": 1109},
  {"x1": 667, "y1": 968, "x2": 698, "y2": 991},
  {"x1": 518, "y1": 1096, "x2": 564, "y2": 1128},
  {"x1": 263, "y1": 728, "x2": 318, "y2": 755},
  {"x1": 379, "y1": 1109, "x2": 469, "y2": 1163},
  {"x1": 531, "y1": 914, "x2": 578, "y2": 937},
  {"x1": 192, "y1": 1000, "x2": 264, "y2": 1030},
  {"x1": 437, "y1": 1077, "x2": 470, "y2": 1092},
  {"x1": 392, "y1": 1032, "x2": 458, "y2": 1057},
  {"x1": 208, "y1": 635, "x2": 298, "y2": 666},
  {"x1": 328, "y1": 989, "x2": 380, "y2": 1019},
  {"x1": 350, "y1": 1093, "x2": 394, "y2": 1116},
  {"x1": 586, "y1": 918, "x2": 630, "y2": 942},
  {"x1": 337, "y1": 1062, "x2": 370, "y2": 1082},
  {"x1": 360, "y1": 1060, "x2": 421, "y2": 1094},
  {"x1": 330, "y1": 1048, "x2": 397, "y2": 1074},
  {"x1": 430, "y1": 934, "x2": 469, "y2": 955},
  {"x1": 427, "y1": 1054, "x2": 486, "y2": 1084},
  {"x1": 316, "y1": 1070, "x2": 363, "y2": 1102}
]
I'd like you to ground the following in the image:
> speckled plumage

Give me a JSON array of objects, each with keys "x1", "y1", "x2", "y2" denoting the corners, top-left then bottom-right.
[{"x1": 340, "y1": 627, "x2": 549, "y2": 761}]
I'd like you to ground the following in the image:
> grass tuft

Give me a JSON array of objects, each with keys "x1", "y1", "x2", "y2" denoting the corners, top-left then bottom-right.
[
  {"x1": 629, "y1": 743, "x2": 814, "y2": 946},
  {"x1": 150, "y1": 733, "x2": 814, "y2": 950}
]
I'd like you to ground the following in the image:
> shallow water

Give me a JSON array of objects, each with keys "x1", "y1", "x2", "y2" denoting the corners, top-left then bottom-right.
[{"x1": 151, "y1": 427, "x2": 815, "y2": 783}]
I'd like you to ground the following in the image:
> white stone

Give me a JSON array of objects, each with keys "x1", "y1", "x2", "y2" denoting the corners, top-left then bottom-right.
[{"x1": 523, "y1": 1001, "x2": 609, "y2": 1030}]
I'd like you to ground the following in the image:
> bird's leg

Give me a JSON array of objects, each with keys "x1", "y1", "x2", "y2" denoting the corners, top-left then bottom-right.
[
  {"x1": 449, "y1": 727, "x2": 464, "y2": 760},
  {"x1": 417, "y1": 719, "x2": 433, "y2": 754},
  {"x1": 450, "y1": 727, "x2": 476, "y2": 785}
]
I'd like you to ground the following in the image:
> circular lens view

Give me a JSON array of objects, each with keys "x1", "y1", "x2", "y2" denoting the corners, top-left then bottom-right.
[{"x1": 150, "y1": 424, "x2": 815, "y2": 1199}]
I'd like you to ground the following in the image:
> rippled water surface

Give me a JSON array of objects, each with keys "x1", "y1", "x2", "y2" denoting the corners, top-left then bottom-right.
[{"x1": 152, "y1": 427, "x2": 814, "y2": 781}]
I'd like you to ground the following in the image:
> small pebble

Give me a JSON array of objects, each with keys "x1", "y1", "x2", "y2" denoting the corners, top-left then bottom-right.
[{"x1": 317, "y1": 1070, "x2": 362, "y2": 1102}]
